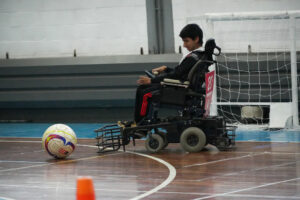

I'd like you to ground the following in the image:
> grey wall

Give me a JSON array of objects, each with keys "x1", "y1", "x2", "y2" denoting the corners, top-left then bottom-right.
[
  {"x1": 0, "y1": 0, "x2": 148, "y2": 58},
  {"x1": 1, "y1": 0, "x2": 299, "y2": 58},
  {"x1": 0, "y1": 54, "x2": 181, "y2": 109}
]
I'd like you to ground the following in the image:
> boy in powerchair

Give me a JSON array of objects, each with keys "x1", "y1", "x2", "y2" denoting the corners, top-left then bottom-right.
[{"x1": 119, "y1": 24, "x2": 207, "y2": 127}]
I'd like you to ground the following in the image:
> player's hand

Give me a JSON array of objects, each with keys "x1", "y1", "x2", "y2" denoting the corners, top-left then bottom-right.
[
  {"x1": 137, "y1": 76, "x2": 151, "y2": 85},
  {"x1": 152, "y1": 65, "x2": 167, "y2": 74}
]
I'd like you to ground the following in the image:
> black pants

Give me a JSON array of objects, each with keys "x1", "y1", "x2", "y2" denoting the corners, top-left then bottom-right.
[{"x1": 134, "y1": 84, "x2": 161, "y2": 123}]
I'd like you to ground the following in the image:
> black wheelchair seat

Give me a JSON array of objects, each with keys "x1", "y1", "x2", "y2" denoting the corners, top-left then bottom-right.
[{"x1": 157, "y1": 38, "x2": 221, "y2": 117}]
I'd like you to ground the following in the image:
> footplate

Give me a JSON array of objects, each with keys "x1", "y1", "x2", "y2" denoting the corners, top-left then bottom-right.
[{"x1": 95, "y1": 124, "x2": 123, "y2": 153}]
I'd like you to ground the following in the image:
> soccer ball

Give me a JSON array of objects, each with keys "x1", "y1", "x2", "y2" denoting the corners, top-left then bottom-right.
[{"x1": 42, "y1": 124, "x2": 77, "y2": 159}]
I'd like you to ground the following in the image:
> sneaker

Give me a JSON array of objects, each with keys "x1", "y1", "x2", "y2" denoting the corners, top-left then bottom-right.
[
  {"x1": 117, "y1": 120, "x2": 135, "y2": 128},
  {"x1": 130, "y1": 121, "x2": 137, "y2": 127}
]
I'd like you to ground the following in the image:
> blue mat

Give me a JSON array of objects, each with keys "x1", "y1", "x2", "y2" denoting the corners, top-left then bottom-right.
[
  {"x1": 0, "y1": 123, "x2": 299, "y2": 142},
  {"x1": 235, "y1": 129, "x2": 300, "y2": 142},
  {"x1": 0, "y1": 123, "x2": 106, "y2": 138}
]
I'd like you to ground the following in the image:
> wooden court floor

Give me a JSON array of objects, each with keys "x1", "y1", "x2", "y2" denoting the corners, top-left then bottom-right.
[{"x1": 0, "y1": 138, "x2": 300, "y2": 200}]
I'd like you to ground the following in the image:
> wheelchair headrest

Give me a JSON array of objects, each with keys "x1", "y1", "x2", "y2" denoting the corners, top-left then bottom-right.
[
  {"x1": 187, "y1": 39, "x2": 221, "y2": 84},
  {"x1": 204, "y1": 38, "x2": 221, "y2": 60}
]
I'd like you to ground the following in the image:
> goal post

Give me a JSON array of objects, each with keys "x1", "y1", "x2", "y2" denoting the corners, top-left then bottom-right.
[
  {"x1": 289, "y1": 13, "x2": 299, "y2": 128},
  {"x1": 186, "y1": 10, "x2": 300, "y2": 129}
]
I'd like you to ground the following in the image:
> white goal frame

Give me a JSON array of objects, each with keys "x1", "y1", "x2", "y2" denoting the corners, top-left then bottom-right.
[{"x1": 187, "y1": 10, "x2": 300, "y2": 128}]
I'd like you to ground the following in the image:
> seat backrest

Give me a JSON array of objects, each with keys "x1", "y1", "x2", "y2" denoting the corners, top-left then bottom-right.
[{"x1": 187, "y1": 38, "x2": 221, "y2": 93}]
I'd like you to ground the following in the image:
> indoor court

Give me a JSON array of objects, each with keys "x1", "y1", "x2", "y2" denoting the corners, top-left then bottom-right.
[
  {"x1": 0, "y1": 0, "x2": 300, "y2": 200},
  {"x1": 0, "y1": 124, "x2": 300, "y2": 200}
]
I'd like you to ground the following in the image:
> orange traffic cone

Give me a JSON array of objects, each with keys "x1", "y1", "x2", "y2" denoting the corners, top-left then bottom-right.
[{"x1": 76, "y1": 177, "x2": 95, "y2": 200}]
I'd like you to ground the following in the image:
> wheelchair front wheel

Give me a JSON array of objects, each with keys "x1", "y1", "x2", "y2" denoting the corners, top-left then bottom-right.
[
  {"x1": 145, "y1": 134, "x2": 164, "y2": 153},
  {"x1": 156, "y1": 131, "x2": 168, "y2": 149},
  {"x1": 180, "y1": 127, "x2": 206, "y2": 152}
]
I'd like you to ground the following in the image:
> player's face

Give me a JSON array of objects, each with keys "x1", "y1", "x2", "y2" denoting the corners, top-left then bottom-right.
[{"x1": 182, "y1": 37, "x2": 199, "y2": 51}]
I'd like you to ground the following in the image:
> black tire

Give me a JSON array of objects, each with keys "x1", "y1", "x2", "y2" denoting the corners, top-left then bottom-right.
[
  {"x1": 145, "y1": 134, "x2": 164, "y2": 153},
  {"x1": 180, "y1": 127, "x2": 206, "y2": 152},
  {"x1": 156, "y1": 131, "x2": 168, "y2": 149}
]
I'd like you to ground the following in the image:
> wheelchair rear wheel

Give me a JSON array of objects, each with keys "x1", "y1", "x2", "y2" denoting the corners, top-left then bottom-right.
[{"x1": 180, "y1": 127, "x2": 206, "y2": 152}]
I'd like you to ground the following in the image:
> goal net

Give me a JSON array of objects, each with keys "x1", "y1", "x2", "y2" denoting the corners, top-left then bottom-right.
[{"x1": 187, "y1": 11, "x2": 300, "y2": 129}]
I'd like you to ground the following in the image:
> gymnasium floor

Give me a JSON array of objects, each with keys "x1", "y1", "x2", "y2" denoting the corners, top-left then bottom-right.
[{"x1": 0, "y1": 123, "x2": 300, "y2": 200}]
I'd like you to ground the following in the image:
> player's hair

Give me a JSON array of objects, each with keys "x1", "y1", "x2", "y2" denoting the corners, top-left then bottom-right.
[{"x1": 179, "y1": 24, "x2": 203, "y2": 45}]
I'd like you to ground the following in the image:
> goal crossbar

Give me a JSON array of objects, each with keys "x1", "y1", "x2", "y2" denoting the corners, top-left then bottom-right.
[{"x1": 187, "y1": 10, "x2": 300, "y2": 22}]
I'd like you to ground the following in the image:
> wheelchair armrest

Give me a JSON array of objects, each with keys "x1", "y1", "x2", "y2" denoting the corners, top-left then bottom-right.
[{"x1": 161, "y1": 78, "x2": 190, "y2": 88}]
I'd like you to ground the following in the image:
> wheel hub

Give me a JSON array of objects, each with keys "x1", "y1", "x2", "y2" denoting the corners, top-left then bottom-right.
[
  {"x1": 149, "y1": 138, "x2": 159, "y2": 149},
  {"x1": 187, "y1": 134, "x2": 199, "y2": 146}
]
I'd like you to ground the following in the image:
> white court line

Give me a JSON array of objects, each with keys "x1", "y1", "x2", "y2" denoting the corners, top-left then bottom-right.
[
  {"x1": 0, "y1": 160, "x2": 47, "y2": 164},
  {"x1": 183, "y1": 150, "x2": 300, "y2": 169},
  {"x1": 183, "y1": 152, "x2": 267, "y2": 168},
  {"x1": 0, "y1": 162, "x2": 55, "y2": 173},
  {"x1": 0, "y1": 155, "x2": 116, "y2": 173},
  {"x1": 225, "y1": 194, "x2": 300, "y2": 199},
  {"x1": 79, "y1": 144, "x2": 177, "y2": 200},
  {"x1": 126, "y1": 151, "x2": 176, "y2": 200},
  {"x1": 1, "y1": 184, "x2": 300, "y2": 199},
  {"x1": 0, "y1": 197, "x2": 15, "y2": 200},
  {"x1": 181, "y1": 160, "x2": 299, "y2": 183},
  {"x1": 193, "y1": 176, "x2": 300, "y2": 200},
  {"x1": 0, "y1": 183, "x2": 211, "y2": 196},
  {"x1": 0, "y1": 141, "x2": 177, "y2": 200},
  {"x1": 229, "y1": 151, "x2": 300, "y2": 155},
  {"x1": 0, "y1": 152, "x2": 123, "y2": 173},
  {"x1": 0, "y1": 143, "x2": 122, "y2": 173},
  {"x1": 265, "y1": 151, "x2": 300, "y2": 155}
]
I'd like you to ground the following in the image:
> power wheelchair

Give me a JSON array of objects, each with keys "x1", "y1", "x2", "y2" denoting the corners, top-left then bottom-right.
[{"x1": 95, "y1": 39, "x2": 236, "y2": 153}]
